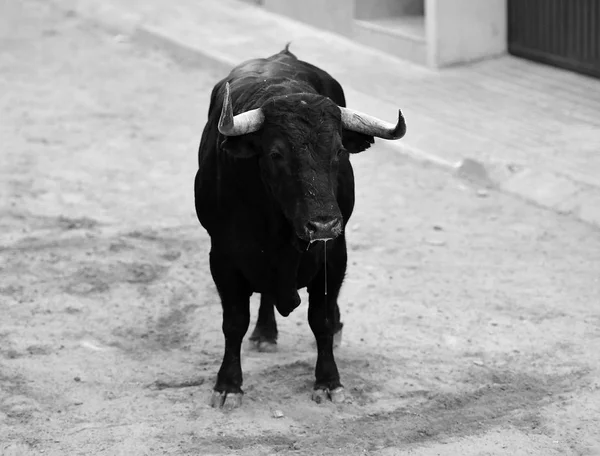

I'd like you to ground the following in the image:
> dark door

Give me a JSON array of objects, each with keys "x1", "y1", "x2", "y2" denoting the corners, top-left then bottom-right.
[{"x1": 508, "y1": 0, "x2": 600, "y2": 79}]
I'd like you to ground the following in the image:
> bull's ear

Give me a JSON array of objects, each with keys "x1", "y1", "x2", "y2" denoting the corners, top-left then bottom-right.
[
  {"x1": 342, "y1": 130, "x2": 374, "y2": 154},
  {"x1": 219, "y1": 136, "x2": 258, "y2": 158}
]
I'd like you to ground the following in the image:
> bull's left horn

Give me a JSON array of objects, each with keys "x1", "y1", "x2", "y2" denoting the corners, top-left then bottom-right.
[
  {"x1": 339, "y1": 106, "x2": 406, "y2": 140},
  {"x1": 218, "y1": 82, "x2": 265, "y2": 136}
]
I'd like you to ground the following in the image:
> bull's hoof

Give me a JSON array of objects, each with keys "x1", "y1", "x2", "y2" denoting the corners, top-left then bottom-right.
[
  {"x1": 210, "y1": 391, "x2": 243, "y2": 410},
  {"x1": 330, "y1": 387, "x2": 346, "y2": 403},
  {"x1": 250, "y1": 337, "x2": 278, "y2": 353},
  {"x1": 249, "y1": 327, "x2": 278, "y2": 353},
  {"x1": 311, "y1": 387, "x2": 345, "y2": 404}
]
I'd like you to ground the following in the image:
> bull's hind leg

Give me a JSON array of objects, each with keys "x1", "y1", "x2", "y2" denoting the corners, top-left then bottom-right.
[
  {"x1": 249, "y1": 294, "x2": 278, "y2": 352},
  {"x1": 209, "y1": 252, "x2": 251, "y2": 410},
  {"x1": 307, "y1": 238, "x2": 347, "y2": 404}
]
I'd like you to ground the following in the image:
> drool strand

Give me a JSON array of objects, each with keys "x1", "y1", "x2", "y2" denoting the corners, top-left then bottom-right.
[{"x1": 324, "y1": 240, "x2": 328, "y2": 296}]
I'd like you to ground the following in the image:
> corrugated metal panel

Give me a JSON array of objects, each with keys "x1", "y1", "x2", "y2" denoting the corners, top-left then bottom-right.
[{"x1": 508, "y1": 0, "x2": 600, "y2": 79}]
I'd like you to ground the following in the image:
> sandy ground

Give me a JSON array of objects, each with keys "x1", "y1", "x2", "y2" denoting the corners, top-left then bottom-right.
[{"x1": 1, "y1": 1, "x2": 600, "y2": 455}]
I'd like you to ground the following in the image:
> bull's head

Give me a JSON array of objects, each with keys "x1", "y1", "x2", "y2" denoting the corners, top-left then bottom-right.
[{"x1": 218, "y1": 82, "x2": 406, "y2": 245}]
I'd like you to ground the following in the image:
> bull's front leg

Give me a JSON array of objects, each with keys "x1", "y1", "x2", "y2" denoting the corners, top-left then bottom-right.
[
  {"x1": 306, "y1": 238, "x2": 347, "y2": 404},
  {"x1": 209, "y1": 251, "x2": 251, "y2": 410}
]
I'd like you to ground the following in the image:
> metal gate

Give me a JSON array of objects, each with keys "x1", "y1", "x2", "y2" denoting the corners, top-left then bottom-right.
[{"x1": 507, "y1": 0, "x2": 600, "y2": 79}]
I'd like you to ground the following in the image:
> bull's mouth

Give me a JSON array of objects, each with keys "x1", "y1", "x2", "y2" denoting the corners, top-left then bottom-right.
[
  {"x1": 308, "y1": 233, "x2": 337, "y2": 242},
  {"x1": 293, "y1": 236, "x2": 330, "y2": 253}
]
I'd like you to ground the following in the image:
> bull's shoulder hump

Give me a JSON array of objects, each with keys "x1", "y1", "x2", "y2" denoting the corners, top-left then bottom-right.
[
  {"x1": 216, "y1": 52, "x2": 346, "y2": 108},
  {"x1": 291, "y1": 59, "x2": 346, "y2": 107}
]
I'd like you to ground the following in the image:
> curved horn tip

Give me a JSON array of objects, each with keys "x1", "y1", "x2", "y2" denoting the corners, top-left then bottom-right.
[{"x1": 393, "y1": 109, "x2": 407, "y2": 139}]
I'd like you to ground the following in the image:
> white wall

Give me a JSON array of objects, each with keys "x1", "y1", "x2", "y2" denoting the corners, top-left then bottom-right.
[
  {"x1": 263, "y1": 0, "x2": 354, "y2": 36},
  {"x1": 355, "y1": 0, "x2": 424, "y2": 19},
  {"x1": 426, "y1": 0, "x2": 507, "y2": 67},
  {"x1": 260, "y1": 0, "x2": 507, "y2": 68}
]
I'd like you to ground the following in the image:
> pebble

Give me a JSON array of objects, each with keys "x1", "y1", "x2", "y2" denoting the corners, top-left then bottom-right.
[{"x1": 272, "y1": 409, "x2": 284, "y2": 418}]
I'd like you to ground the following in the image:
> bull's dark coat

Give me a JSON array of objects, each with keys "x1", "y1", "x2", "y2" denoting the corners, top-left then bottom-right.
[{"x1": 195, "y1": 47, "x2": 375, "y2": 407}]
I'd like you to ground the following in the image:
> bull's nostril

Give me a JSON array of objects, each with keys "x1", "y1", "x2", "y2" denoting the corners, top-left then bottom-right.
[
  {"x1": 305, "y1": 218, "x2": 342, "y2": 239},
  {"x1": 331, "y1": 219, "x2": 342, "y2": 232},
  {"x1": 307, "y1": 220, "x2": 334, "y2": 233},
  {"x1": 306, "y1": 221, "x2": 320, "y2": 235}
]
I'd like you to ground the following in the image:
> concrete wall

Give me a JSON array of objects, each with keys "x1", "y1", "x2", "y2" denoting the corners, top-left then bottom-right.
[
  {"x1": 259, "y1": 0, "x2": 507, "y2": 68},
  {"x1": 355, "y1": 0, "x2": 424, "y2": 19},
  {"x1": 263, "y1": 0, "x2": 354, "y2": 36},
  {"x1": 426, "y1": 0, "x2": 507, "y2": 67}
]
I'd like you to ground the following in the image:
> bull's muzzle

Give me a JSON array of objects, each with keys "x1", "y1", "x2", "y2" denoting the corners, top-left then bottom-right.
[{"x1": 304, "y1": 217, "x2": 343, "y2": 242}]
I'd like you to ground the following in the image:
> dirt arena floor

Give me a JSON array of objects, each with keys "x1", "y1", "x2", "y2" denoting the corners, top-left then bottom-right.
[{"x1": 1, "y1": 1, "x2": 599, "y2": 455}]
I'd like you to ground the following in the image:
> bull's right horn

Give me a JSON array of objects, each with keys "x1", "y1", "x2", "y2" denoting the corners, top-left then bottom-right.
[
  {"x1": 340, "y1": 106, "x2": 406, "y2": 140},
  {"x1": 218, "y1": 82, "x2": 265, "y2": 136}
]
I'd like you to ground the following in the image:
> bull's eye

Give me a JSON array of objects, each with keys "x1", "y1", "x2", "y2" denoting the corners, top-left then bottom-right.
[
  {"x1": 269, "y1": 151, "x2": 284, "y2": 161},
  {"x1": 336, "y1": 148, "x2": 346, "y2": 157}
]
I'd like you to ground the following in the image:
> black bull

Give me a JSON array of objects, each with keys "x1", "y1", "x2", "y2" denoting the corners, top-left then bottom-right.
[{"x1": 194, "y1": 45, "x2": 406, "y2": 409}]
